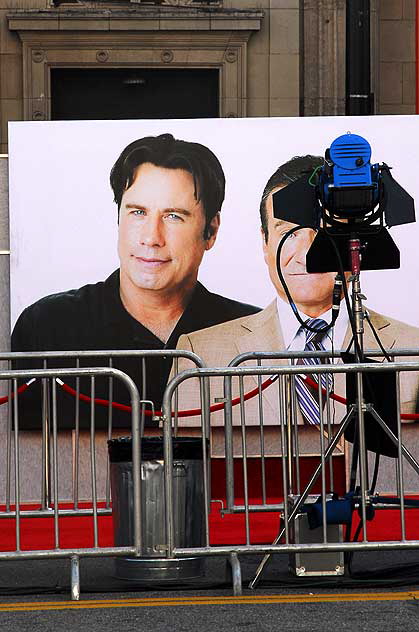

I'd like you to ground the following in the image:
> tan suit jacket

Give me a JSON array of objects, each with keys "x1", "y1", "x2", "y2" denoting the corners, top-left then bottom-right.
[{"x1": 172, "y1": 300, "x2": 419, "y2": 430}]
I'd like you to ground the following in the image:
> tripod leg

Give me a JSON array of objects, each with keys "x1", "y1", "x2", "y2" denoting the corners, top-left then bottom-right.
[
  {"x1": 369, "y1": 408, "x2": 419, "y2": 477},
  {"x1": 249, "y1": 408, "x2": 355, "y2": 589}
]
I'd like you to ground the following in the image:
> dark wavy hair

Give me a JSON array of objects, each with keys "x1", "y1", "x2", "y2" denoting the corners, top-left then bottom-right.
[
  {"x1": 110, "y1": 133, "x2": 225, "y2": 239},
  {"x1": 260, "y1": 155, "x2": 324, "y2": 242}
]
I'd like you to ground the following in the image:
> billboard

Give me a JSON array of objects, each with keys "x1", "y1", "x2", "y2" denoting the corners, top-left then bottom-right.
[{"x1": 8, "y1": 115, "x2": 419, "y2": 429}]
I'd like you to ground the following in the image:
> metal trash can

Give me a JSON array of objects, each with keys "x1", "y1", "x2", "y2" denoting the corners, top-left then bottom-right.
[{"x1": 108, "y1": 436, "x2": 206, "y2": 584}]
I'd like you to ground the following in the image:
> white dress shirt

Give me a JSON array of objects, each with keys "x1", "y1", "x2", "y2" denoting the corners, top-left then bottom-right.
[{"x1": 276, "y1": 297, "x2": 349, "y2": 356}]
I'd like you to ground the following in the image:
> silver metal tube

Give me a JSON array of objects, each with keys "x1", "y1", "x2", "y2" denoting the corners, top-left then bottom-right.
[
  {"x1": 285, "y1": 376, "x2": 293, "y2": 494},
  {"x1": 71, "y1": 555, "x2": 80, "y2": 601},
  {"x1": 140, "y1": 357, "x2": 146, "y2": 438},
  {"x1": 126, "y1": 372, "x2": 142, "y2": 557},
  {"x1": 4, "y1": 538, "x2": 419, "y2": 564},
  {"x1": 163, "y1": 394, "x2": 175, "y2": 557},
  {"x1": 201, "y1": 412, "x2": 210, "y2": 547},
  {"x1": 318, "y1": 379, "x2": 327, "y2": 543},
  {"x1": 174, "y1": 356, "x2": 179, "y2": 437},
  {"x1": 90, "y1": 377, "x2": 99, "y2": 549},
  {"x1": 52, "y1": 378, "x2": 60, "y2": 549},
  {"x1": 290, "y1": 374, "x2": 301, "y2": 496},
  {"x1": 162, "y1": 361, "x2": 419, "y2": 390},
  {"x1": 0, "y1": 349, "x2": 207, "y2": 362},
  {"x1": 325, "y1": 378, "x2": 334, "y2": 489},
  {"x1": 256, "y1": 360, "x2": 267, "y2": 506},
  {"x1": 0, "y1": 507, "x2": 112, "y2": 519},
  {"x1": 355, "y1": 370, "x2": 369, "y2": 542},
  {"x1": 369, "y1": 407, "x2": 419, "y2": 477},
  {"x1": 13, "y1": 378, "x2": 20, "y2": 551},
  {"x1": 200, "y1": 376, "x2": 211, "y2": 451},
  {"x1": 223, "y1": 375, "x2": 235, "y2": 511},
  {"x1": 73, "y1": 358, "x2": 80, "y2": 510},
  {"x1": 278, "y1": 375, "x2": 290, "y2": 543},
  {"x1": 41, "y1": 359, "x2": 50, "y2": 509},
  {"x1": 239, "y1": 376, "x2": 250, "y2": 545},
  {"x1": 173, "y1": 539, "x2": 419, "y2": 557},
  {"x1": 105, "y1": 357, "x2": 113, "y2": 510},
  {"x1": 395, "y1": 371, "x2": 406, "y2": 540},
  {"x1": 6, "y1": 371, "x2": 12, "y2": 511},
  {"x1": 200, "y1": 374, "x2": 211, "y2": 525}
]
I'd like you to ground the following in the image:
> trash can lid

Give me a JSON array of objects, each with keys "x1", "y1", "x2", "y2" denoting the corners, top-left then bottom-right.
[{"x1": 108, "y1": 436, "x2": 206, "y2": 462}]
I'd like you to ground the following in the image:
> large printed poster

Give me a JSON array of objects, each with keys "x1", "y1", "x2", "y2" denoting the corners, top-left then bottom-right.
[{"x1": 8, "y1": 116, "x2": 419, "y2": 430}]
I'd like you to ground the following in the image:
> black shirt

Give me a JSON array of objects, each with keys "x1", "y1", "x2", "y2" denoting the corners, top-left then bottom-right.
[{"x1": 12, "y1": 270, "x2": 261, "y2": 429}]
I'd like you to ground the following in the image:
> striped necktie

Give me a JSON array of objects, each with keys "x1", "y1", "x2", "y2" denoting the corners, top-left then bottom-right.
[{"x1": 294, "y1": 318, "x2": 332, "y2": 426}]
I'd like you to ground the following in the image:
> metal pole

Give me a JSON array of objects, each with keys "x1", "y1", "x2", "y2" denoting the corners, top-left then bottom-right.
[{"x1": 346, "y1": 0, "x2": 373, "y2": 115}]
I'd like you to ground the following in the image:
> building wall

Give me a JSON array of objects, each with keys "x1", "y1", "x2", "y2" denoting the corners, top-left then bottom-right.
[{"x1": 376, "y1": 0, "x2": 416, "y2": 115}]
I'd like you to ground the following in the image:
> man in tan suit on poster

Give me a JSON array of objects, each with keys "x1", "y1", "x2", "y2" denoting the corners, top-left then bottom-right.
[{"x1": 173, "y1": 155, "x2": 419, "y2": 440}]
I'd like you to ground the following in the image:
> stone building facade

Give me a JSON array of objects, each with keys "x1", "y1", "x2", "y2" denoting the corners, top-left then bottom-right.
[{"x1": 0, "y1": 0, "x2": 416, "y2": 155}]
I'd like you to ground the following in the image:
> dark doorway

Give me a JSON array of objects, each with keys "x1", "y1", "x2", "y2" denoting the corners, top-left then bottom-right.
[{"x1": 51, "y1": 68, "x2": 219, "y2": 120}]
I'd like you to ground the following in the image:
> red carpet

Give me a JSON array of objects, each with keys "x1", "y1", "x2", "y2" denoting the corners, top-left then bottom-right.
[
  {"x1": 2, "y1": 458, "x2": 418, "y2": 552},
  {"x1": 2, "y1": 501, "x2": 419, "y2": 553}
]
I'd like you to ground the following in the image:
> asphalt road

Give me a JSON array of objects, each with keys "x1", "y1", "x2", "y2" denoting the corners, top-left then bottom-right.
[{"x1": 1, "y1": 552, "x2": 419, "y2": 631}]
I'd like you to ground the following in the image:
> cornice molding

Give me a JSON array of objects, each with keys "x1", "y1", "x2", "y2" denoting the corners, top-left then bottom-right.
[{"x1": 8, "y1": 7, "x2": 263, "y2": 33}]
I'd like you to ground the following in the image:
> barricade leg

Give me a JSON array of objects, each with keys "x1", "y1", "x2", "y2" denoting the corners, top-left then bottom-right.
[
  {"x1": 71, "y1": 555, "x2": 80, "y2": 601},
  {"x1": 226, "y1": 552, "x2": 242, "y2": 596}
]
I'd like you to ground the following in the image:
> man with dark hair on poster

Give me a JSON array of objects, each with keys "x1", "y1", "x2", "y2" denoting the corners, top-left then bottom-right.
[
  {"x1": 12, "y1": 133, "x2": 260, "y2": 429},
  {"x1": 174, "y1": 155, "x2": 419, "y2": 428}
]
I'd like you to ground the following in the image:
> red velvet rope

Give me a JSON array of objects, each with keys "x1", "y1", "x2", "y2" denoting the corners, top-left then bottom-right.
[
  {"x1": 57, "y1": 376, "x2": 419, "y2": 421},
  {"x1": 58, "y1": 376, "x2": 276, "y2": 418},
  {"x1": 0, "y1": 382, "x2": 31, "y2": 405},
  {"x1": 2, "y1": 375, "x2": 419, "y2": 421}
]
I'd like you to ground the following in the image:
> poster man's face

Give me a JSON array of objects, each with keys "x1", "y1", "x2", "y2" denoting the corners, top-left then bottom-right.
[
  {"x1": 262, "y1": 189, "x2": 336, "y2": 317},
  {"x1": 118, "y1": 162, "x2": 219, "y2": 297}
]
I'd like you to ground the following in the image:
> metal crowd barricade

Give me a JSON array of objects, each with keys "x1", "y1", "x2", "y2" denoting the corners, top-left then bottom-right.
[
  {"x1": 0, "y1": 366, "x2": 141, "y2": 601},
  {"x1": 224, "y1": 348, "x2": 419, "y2": 515},
  {"x1": 162, "y1": 357, "x2": 419, "y2": 594},
  {"x1": 0, "y1": 350, "x2": 204, "y2": 510},
  {"x1": 0, "y1": 350, "x2": 205, "y2": 599}
]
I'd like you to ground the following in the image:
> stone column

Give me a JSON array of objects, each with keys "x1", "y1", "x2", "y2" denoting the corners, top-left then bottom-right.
[{"x1": 302, "y1": 0, "x2": 346, "y2": 116}]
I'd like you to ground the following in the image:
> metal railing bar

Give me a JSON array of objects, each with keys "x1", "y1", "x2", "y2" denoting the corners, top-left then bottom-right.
[
  {"x1": 290, "y1": 371, "x2": 301, "y2": 496},
  {"x1": 0, "y1": 546, "x2": 144, "y2": 561},
  {"x1": 13, "y1": 378, "x2": 20, "y2": 552},
  {"x1": 73, "y1": 357, "x2": 80, "y2": 510},
  {"x1": 173, "y1": 539, "x2": 419, "y2": 557},
  {"x1": 256, "y1": 359, "x2": 267, "y2": 506},
  {"x1": 1, "y1": 349, "x2": 206, "y2": 363},
  {"x1": 228, "y1": 349, "x2": 419, "y2": 365},
  {"x1": 395, "y1": 371, "x2": 406, "y2": 541},
  {"x1": 165, "y1": 362, "x2": 419, "y2": 391},
  {"x1": 278, "y1": 375, "x2": 290, "y2": 544},
  {"x1": 201, "y1": 400, "x2": 210, "y2": 548},
  {"x1": 105, "y1": 357, "x2": 113, "y2": 510},
  {"x1": 90, "y1": 377, "x2": 99, "y2": 549},
  {"x1": 140, "y1": 357, "x2": 146, "y2": 437},
  {"x1": 223, "y1": 374, "x2": 234, "y2": 511},
  {"x1": 285, "y1": 376, "x2": 293, "y2": 495},
  {"x1": 319, "y1": 381, "x2": 329, "y2": 543},
  {"x1": 222, "y1": 504, "x2": 285, "y2": 514},
  {"x1": 0, "y1": 508, "x2": 112, "y2": 519},
  {"x1": 41, "y1": 358, "x2": 50, "y2": 510},
  {"x1": 325, "y1": 378, "x2": 334, "y2": 489},
  {"x1": 163, "y1": 399, "x2": 175, "y2": 557},
  {"x1": 239, "y1": 376, "x2": 250, "y2": 545},
  {"x1": 52, "y1": 378, "x2": 60, "y2": 549},
  {"x1": 6, "y1": 366, "x2": 12, "y2": 511},
  {"x1": 174, "y1": 356, "x2": 179, "y2": 437},
  {"x1": 369, "y1": 408, "x2": 419, "y2": 477}
]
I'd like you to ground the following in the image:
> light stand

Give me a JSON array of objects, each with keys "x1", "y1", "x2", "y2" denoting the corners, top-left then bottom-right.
[{"x1": 249, "y1": 235, "x2": 419, "y2": 589}]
